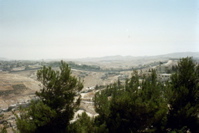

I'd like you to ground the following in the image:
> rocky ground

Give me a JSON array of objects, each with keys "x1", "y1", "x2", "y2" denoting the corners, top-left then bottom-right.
[{"x1": 0, "y1": 71, "x2": 41, "y2": 132}]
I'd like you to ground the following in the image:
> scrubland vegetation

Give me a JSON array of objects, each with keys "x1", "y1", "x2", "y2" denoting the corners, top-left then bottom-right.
[{"x1": 0, "y1": 57, "x2": 199, "y2": 133}]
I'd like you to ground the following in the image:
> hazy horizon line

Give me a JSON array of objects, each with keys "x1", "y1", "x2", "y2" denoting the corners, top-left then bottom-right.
[{"x1": 1, "y1": 51, "x2": 199, "y2": 61}]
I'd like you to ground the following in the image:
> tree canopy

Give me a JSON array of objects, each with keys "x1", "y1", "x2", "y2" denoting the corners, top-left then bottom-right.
[
  {"x1": 15, "y1": 57, "x2": 199, "y2": 133},
  {"x1": 93, "y1": 70, "x2": 168, "y2": 133},
  {"x1": 167, "y1": 57, "x2": 199, "y2": 132},
  {"x1": 16, "y1": 61, "x2": 83, "y2": 133}
]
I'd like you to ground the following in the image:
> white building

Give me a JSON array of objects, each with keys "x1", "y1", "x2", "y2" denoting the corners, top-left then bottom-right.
[{"x1": 158, "y1": 74, "x2": 171, "y2": 82}]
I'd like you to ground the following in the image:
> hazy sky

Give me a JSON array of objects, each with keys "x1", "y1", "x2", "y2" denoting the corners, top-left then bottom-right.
[{"x1": 0, "y1": 0, "x2": 199, "y2": 60}]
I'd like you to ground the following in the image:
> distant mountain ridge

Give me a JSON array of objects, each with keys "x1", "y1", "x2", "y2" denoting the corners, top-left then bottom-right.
[
  {"x1": 156, "y1": 52, "x2": 199, "y2": 58},
  {"x1": 1, "y1": 52, "x2": 199, "y2": 61},
  {"x1": 75, "y1": 52, "x2": 199, "y2": 62}
]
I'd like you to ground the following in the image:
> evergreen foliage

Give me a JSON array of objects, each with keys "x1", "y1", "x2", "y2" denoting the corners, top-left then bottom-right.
[
  {"x1": 167, "y1": 57, "x2": 199, "y2": 132},
  {"x1": 92, "y1": 58, "x2": 199, "y2": 132},
  {"x1": 68, "y1": 112, "x2": 108, "y2": 133},
  {"x1": 94, "y1": 70, "x2": 168, "y2": 133},
  {"x1": 16, "y1": 61, "x2": 83, "y2": 133},
  {"x1": 15, "y1": 57, "x2": 199, "y2": 133}
]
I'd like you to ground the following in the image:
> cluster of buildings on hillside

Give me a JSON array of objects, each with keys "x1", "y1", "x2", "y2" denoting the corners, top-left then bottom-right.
[{"x1": 140, "y1": 60, "x2": 178, "y2": 82}]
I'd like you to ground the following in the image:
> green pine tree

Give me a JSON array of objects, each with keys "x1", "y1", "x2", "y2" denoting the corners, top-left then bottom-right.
[
  {"x1": 16, "y1": 61, "x2": 83, "y2": 133},
  {"x1": 94, "y1": 70, "x2": 168, "y2": 133},
  {"x1": 167, "y1": 57, "x2": 199, "y2": 132}
]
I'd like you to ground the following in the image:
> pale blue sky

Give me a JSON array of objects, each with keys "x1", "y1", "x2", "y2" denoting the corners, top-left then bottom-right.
[{"x1": 0, "y1": 0, "x2": 198, "y2": 60}]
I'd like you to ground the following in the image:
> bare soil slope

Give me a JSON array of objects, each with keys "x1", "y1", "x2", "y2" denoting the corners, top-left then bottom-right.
[{"x1": 0, "y1": 71, "x2": 40, "y2": 109}]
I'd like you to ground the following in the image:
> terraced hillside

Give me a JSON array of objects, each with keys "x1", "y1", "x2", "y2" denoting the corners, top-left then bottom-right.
[{"x1": 0, "y1": 72, "x2": 40, "y2": 109}]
